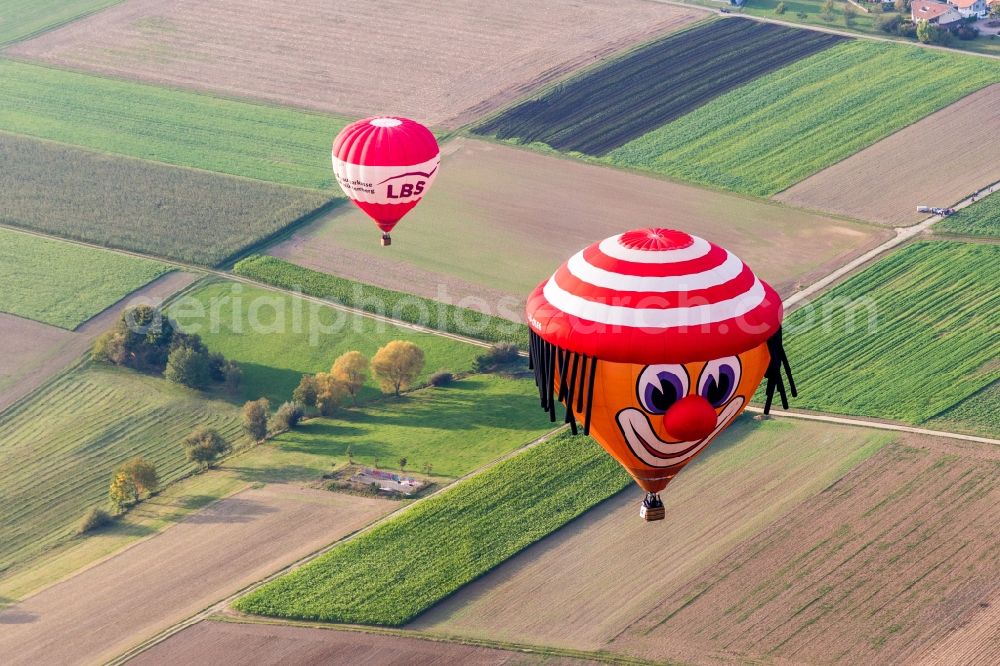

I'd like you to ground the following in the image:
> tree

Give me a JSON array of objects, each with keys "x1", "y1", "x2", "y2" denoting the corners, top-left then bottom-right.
[
  {"x1": 775, "y1": 0, "x2": 787, "y2": 13},
  {"x1": 992, "y1": 1, "x2": 1000, "y2": 17},
  {"x1": 895, "y1": 0, "x2": 909, "y2": 12},
  {"x1": 242, "y1": 398, "x2": 270, "y2": 441},
  {"x1": 821, "y1": 0, "x2": 836, "y2": 20},
  {"x1": 877, "y1": 12, "x2": 902, "y2": 32},
  {"x1": 118, "y1": 457, "x2": 159, "y2": 495},
  {"x1": 331, "y1": 351, "x2": 367, "y2": 403},
  {"x1": 292, "y1": 374, "x2": 318, "y2": 408},
  {"x1": 399, "y1": 457, "x2": 408, "y2": 472},
  {"x1": 109, "y1": 471, "x2": 138, "y2": 514},
  {"x1": 843, "y1": 3, "x2": 859, "y2": 25},
  {"x1": 315, "y1": 372, "x2": 348, "y2": 416},
  {"x1": 207, "y1": 351, "x2": 227, "y2": 382},
  {"x1": 271, "y1": 401, "x2": 304, "y2": 432},
  {"x1": 346, "y1": 445, "x2": 355, "y2": 464},
  {"x1": 422, "y1": 462, "x2": 433, "y2": 475},
  {"x1": 183, "y1": 427, "x2": 231, "y2": 468},
  {"x1": 164, "y1": 345, "x2": 211, "y2": 389},
  {"x1": 371, "y1": 341, "x2": 425, "y2": 396},
  {"x1": 223, "y1": 361, "x2": 243, "y2": 395},
  {"x1": 916, "y1": 18, "x2": 934, "y2": 42}
]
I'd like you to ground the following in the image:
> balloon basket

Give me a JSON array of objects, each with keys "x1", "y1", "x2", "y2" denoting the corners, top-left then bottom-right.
[
  {"x1": 380, "y1": 233, "x2": 392, "y2": 247},
  {"x1": 640, "y1": 493, "x2": 665, "y2": 522}
]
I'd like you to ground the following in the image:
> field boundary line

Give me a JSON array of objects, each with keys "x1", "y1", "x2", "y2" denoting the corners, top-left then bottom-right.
[
  {"x1": 203, "y1": 614, "x2": 677, "y2": 666},
  {"x1": 0, "y1": 3, "x2": 127, "y2": 49},
  {"x1": 105, "y1": 425, "x2": 570, "y2": 666},
  {"x1": 745, "y1": 407, "x2": 999, "y2": 446}
]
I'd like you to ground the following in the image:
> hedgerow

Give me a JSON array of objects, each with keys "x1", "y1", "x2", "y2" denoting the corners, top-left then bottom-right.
[{"x1": 232, "y1": 255, "x2": 529, "y2": 347}]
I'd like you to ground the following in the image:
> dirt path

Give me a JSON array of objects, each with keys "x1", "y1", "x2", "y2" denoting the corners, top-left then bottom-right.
[
  {"x1": 0, "y1": 271, "x2": 196, "y2": 413},
  {"x1": 0, "y1": 484, "x2": 392, "y2": 666},
  {"x1": 130, "y1": 620, "x2": 598, "y2": 665}
]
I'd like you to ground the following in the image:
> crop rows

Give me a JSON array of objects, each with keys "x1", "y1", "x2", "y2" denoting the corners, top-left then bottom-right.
[
  {"x1": 770, "y1": 241, "x2": 999, "y2": 423},
  {"x1": 927, "y1": 381, "x2": 999, "y2": 438},
  {"x1": 0, "y1": 133, "x2": 333, "y2": 266},
  {"x1": 0, "y1": 59, "x2": 346, "y2": 190},
  {"x1": 938, "y1": 190, "x2": 1000, "y2": 238},
  {"x1": 474, "y1": 18, "x2": 843, "y2": 155},
  {"x1": 0, "y1": 364, "x2": 248, "y2": 575},
  {"x1": 607, "y1": 40, "x2": 1000, "y2": 196},
  {"x1": 0, "y1": 0, "x2": 120, "y2": 46},
  {"x1": 232, "y1": 256, "x2": 530, "y2": 348},
  {"x1": 234, "y1": 431, "x2": 630, "y2": 625},
  {"x1": 0, "y1": 227, "x2": 170, "y2": 330}
]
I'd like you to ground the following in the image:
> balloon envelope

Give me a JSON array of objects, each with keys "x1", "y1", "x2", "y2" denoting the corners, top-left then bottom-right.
[{"x1": 332, "y1": 117, "x2": 439, "y2": 234}]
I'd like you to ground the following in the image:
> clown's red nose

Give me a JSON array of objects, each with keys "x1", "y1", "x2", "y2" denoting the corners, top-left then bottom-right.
[{"x1": 663, "y1": 395, "x2": 718, "y2": 441}]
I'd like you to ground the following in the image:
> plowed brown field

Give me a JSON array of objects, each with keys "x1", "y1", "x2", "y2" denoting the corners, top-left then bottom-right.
[
  {"x1": 410, "y1": 418, "x2": 890, "y2": 653},
  {"x1": 132, "y1": 621, "x2": 596, "y2": 665},
  {"x1": 8, "y1": 0, "x2": 706, "y2": 129},
  {"x1": 777, "y1": 83, "x2": 1000, "y2": 227},
  {"x1": 613, "y1": 435, "x2": 1000, "y2": 665},
  {"x1": 271, "y1": 139, "x2": 888, "y2": 310}
]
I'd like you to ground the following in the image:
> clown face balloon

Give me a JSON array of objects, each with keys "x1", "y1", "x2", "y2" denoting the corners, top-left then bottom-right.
[{"x1": 526, "y1": 228, "x2": 795, "y2": 520}]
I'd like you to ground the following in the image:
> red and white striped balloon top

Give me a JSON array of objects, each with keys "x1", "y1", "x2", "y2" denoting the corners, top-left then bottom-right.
[{"x1": 525, "y1": 228, "x2": 783, "y2": 365}]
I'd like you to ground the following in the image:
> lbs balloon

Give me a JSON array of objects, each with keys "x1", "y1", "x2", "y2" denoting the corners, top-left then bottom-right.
[
  {"x1": 526, "y1": 228, "x2": 796, "y2": 522},
  {"x1": 331, "y1": 117, "x2": 440, "y2": 246}
]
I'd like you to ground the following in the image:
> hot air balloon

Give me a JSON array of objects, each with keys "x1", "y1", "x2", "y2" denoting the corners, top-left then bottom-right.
[
  {"x1": 331, "y1": 117, "x2": 440, "y2": 246},
  {"x1": 526, "y1": 228, "x2": 796, "y2": 522}
]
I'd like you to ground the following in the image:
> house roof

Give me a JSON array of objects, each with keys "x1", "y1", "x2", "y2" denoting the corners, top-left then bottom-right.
[
  {"x1": 949, "y1": 0, "x2": 980, "y2": 8},
  {"x1": 912, "y1": 1, "x2": 952, "y2": 18}
]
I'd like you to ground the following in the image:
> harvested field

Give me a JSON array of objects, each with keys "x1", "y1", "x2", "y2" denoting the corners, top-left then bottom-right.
[
  {"x1": 270, "y1": 139, "x2": 888, "y2": 307},
  {"x1": 938, "y1": 188, "x2": 1000, "y2": 238},
  {"x1": 410, "y1": 418, "x2": 890, "y2": 653},
  {"x1": 611, "y1": 436, "x2": 1000, "y2": 665},
  {"x1": 606, "y1": 41, "x2": 1000, "y2": 196},
  {"x1": 0, "y1": 59, "x2": 346, "y2": 190},
  {"x1": 778, "y1": 84, "x2": 1000, "y2": 227},
  {"x1": 0, "y1": 0, "x2": 119, "y2": 46},
  {"x1": 0, "y1": 132, "x2": 332, "y2": 266},
  {"x1": 0, "y1": 363, "x2": 249, "y2": 575},
  {"x1": 0, "y1": 226, "x2": 169, "y2": 329},
  {"x1": 0, "y1": 271, "x2": 197, "y2": 413},
  {"x1": 132, "y1": 621, "x2": 595, "y2": 666},
  {"x1": 9, "y1": 0, "x2": 707, "y2": 128},
  {"x1": 775, "y1": 241, "x2": 1000, "y2": 423},
  {"x1": 475, "y1": 19, "x2": 844, "y2": 155},
  {"x1": 0, "y1": 484, "x2": 392, "y2": 666}
]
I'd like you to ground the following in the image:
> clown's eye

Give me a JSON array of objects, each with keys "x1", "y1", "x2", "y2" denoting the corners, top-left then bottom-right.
[
  {"x1": 637, "y1": 364, "x2": 689, "y2": 415},
  {"x1": 698, "y1": 356, "x2": 742, "y2": 408}
]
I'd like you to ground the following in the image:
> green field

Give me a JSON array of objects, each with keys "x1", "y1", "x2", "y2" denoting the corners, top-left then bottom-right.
[
  {"x1": 169, "y1": 280, "x2": 484, "y2": 405},
  {"x1": 606, "y1": 40, "x2": 1000, "y2": 196},
  {"x1": 276, "y1": 374, "x2": 555, "y2": 478},
  {"x1": 0, "y1": 0, "x2": 120, "y2": 46},
  {"x1": 0, "y1": 364, "x2": 249, "y2": 575},
  {"x1": 233, "y1": 256, "x2": 529, "y2": 347},
  {"x1": 774, "y1": 241, "x2": 999, "y2": 423},
  {"x1": 938, "y1": 191, "x2": 1000, "y2": 238},
  {"x1": 0, "y1": 227, "x2": 169, "y2": 329},
  {"x1": 0, "y1": 59, "x2": 346, "y2": 190},
  {"x1": 234, "y1": 431, "x2": 630, "y2": 625},
  {"x1": 0, "y1": 132, "x2": 332, "y2": 265},
  {"x1": 926, "y1": 381, "x2": 999, "y2": 438}
]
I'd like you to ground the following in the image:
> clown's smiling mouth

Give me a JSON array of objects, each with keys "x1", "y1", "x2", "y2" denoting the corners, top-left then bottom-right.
[{"x1": 616, "y1": 397, "x2": 744, "y2": 468}]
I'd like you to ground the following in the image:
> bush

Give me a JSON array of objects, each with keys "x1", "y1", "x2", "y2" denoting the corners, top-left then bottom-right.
[
  {"x1": 271, "y1": 401, "x2": 305, "y2": 432},
  {"x1": 473, "y1": 343, "x2": 521, "y2": 373},
  {"x1": 292, "y1": 374, "x2": 319, "y2": 407},
  {"x1": 952, "y1": 24, "x2": 979, "y2": 40},
  {"x1": 183, "y1": 427, "x2": 231, "y2": 468},
  {"x1": 243, "y1": 398, "x2": 270, "y2": 441},
  {"x1": 797, "y1": 11, "x2": 809, "y2": 18},
  {"x1": 876, "y1": 13, "x2": 902, "y2": 33},
  {"x1": 232, "y1": 256, "x2": 528, "y2": 347},
  {"x1": 429, "y1": 370, "x2": 454, "y2": 387},
  {"x1": 78, "y1": 507, "x2": 112, "y2": 534},
  {"x1": 775, "y1": 1, "x2": 786, "y2": 13}
]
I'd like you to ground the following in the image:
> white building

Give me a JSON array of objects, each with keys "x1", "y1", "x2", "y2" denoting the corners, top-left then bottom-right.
[
  {"x1": 912, "y1": 1, "x2": 964, "y2": 23},
  {"x1": 947, "y1": 0, "x2": 989, "y2": 18}
]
